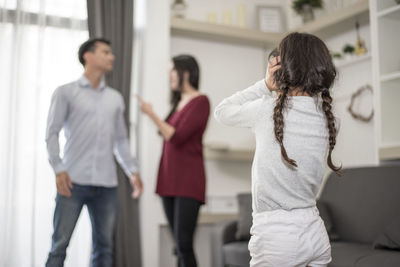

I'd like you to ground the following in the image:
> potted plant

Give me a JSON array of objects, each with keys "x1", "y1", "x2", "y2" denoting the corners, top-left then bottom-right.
[
  {"x1": 331, "y1": 52, "x2": 342, "y2": 59},
  {"x1": 342, "y1": 44, "x2": 355, "y2": 60},
  {"x1": 292, "y1": 0, "x2": 323, "y2": 23},
  {"x1": 331, "y1": 51, "x2": 342, "y2": 65}
]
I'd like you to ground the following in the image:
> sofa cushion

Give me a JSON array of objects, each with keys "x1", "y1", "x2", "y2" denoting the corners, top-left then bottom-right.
[
  {"x1": 235, "y1": 193, "x2": 252, "y2": 241},
  {"x1": 316, "y1": 200, "x2": 339, "y2": 241},
  {"x1": 223, "y1": 241, "x2": 250, "y2": 267},
  {"x1": 329, "y1": 242, "x2": 374, "y2": 267},
  {"x1": 319, "y1": 165, "x2": 400, "y2": 244},
  {"x1": 354, "y1": 250, "x2": 400, "y2": 267},
  {"x1": 373, "y1": 215, "x2": 400, "y2": 250}
]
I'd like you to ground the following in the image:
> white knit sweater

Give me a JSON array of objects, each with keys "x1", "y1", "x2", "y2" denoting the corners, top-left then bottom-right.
[{"x1": 215, "y1": 79, "x2": 333, "y2": 213}]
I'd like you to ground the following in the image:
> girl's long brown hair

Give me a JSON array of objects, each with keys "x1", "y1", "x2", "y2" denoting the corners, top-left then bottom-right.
[{"x1": 270, "y1": 32, "x2": 341, "y2": 174}]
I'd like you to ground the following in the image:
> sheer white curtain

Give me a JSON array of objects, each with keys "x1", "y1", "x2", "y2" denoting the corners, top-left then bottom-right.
[{"x1": 0, "y1": 0, "x2": 91, "y2": 266}]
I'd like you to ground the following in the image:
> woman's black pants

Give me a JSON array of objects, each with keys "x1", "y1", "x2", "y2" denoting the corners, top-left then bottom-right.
[{"x1": 161, "y1": 196, "x2": 201, "y2": 267}]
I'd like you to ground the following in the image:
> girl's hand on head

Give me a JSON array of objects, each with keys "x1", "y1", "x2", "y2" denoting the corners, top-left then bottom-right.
[
  {"x1": 265, "y1": 56, "x2": 281, "y2": 92},
  {"x1": 136, "y1": 94, "x2": 154, "y2": 115}
]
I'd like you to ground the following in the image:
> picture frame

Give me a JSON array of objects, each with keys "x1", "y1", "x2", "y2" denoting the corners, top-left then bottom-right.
[{"x1": 256, "y1": 5, "x2": 286, "y2": 33}]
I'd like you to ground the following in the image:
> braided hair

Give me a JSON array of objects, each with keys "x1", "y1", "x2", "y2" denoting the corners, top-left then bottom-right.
[{"x1": 270, "y1": 33, "x2": 341, "y2": 174}]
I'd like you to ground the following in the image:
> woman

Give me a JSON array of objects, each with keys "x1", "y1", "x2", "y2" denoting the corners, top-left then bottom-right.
[
  {"x1": 214, "y1": 32, "x2": 341, "y2": 267},
  {"x1": 138, "y1": 55, "x2": 210, "y2": 267}
]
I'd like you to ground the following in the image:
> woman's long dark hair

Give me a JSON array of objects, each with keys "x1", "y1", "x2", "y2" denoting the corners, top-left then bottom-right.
[
  {"x1": 165, "y1": 55, "x2": 200, "y2": 121},
  {"x1": 270, "y1": 32, "x2": 341, "y2": 174}
]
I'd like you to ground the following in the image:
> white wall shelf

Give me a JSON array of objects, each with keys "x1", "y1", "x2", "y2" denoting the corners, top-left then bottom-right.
[
  {"x1": 170, "y1": 0, "x2": 370, "y2": 47},
  {"x1": 377, "y1": 4, "x2": 400, "y2": 18},
  {"x1": 334, "y1": 53, "x2": 371, "y2": 68},
  {"x1": 204, "y1": 147, "x2": 254, "y2": 161},
  {"x1": 170, "y1": 17, "x2": 282, "y2": 47},
  {"x1": 379, "y1": 143, "x2": 400, "y2": 160},
  {"x1": 377, "y1": 0, "x2": 400, "y2": 12},
  {"x1": 380, "y1": 71, "x2": 400, "y2": 82},
  {"x1": 293, "y1": 0, "x2": 369, "y2": 37}
]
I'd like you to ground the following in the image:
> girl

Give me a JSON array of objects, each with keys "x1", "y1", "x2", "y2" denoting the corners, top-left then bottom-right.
[
  {"x1": 214, "y1": 32, "x2": 340, "y2": 267},
  {"x1": 138, "y1": 55, "x2": 210, "y2": 267}
]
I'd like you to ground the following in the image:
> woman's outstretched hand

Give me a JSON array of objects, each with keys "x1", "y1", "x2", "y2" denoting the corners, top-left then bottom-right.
[
  {"x1": 136, "y1": 94, "x2": 176, "y2": 141},
  {"x1": 136, "y1": 94, "x2": 154, "y2": 116},
  {"x1": 265, "y1": 56, "x2": 281, "y2": 92}
]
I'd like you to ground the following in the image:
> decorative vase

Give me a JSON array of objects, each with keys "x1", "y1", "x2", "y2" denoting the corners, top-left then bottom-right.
[
  {"x1": 171, "y1": 0, "x2": 187, "y2": 18},
  {"x1": 300, "y1": 3, "x2": 314, "y2": 23}
]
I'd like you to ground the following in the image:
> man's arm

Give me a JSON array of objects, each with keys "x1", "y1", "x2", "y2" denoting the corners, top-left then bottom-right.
[
  {"x1": 45, "y1": 87, "x2": 73, "y2": 197},
  {"x1": 114, "y1": 98, "x2": 143, "y2": 198}
]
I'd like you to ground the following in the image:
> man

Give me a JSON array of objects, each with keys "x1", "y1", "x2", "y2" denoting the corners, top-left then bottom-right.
[{"x1": 45, "y1": 38, "x2": 143, "y2": 267}]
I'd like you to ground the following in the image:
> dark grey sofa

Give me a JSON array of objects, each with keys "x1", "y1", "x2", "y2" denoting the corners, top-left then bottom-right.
[{"x1": 211, "y1": 165, "x2": 400, "y2": 267}]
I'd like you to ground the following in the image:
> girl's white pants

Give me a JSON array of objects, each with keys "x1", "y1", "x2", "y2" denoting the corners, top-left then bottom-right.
[{"x1": 249, "y1": 206, "x2": 331, "y2": 267}]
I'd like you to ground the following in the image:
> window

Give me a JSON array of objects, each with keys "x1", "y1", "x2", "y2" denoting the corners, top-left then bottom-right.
[{"x1": 0, "y1": 1, "x2": 91, "y2": 266}]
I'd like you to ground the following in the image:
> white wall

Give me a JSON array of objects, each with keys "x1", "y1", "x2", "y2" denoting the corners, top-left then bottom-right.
[{"x1": 137, "y1": 0, "x2": 170, "y2": 267}]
